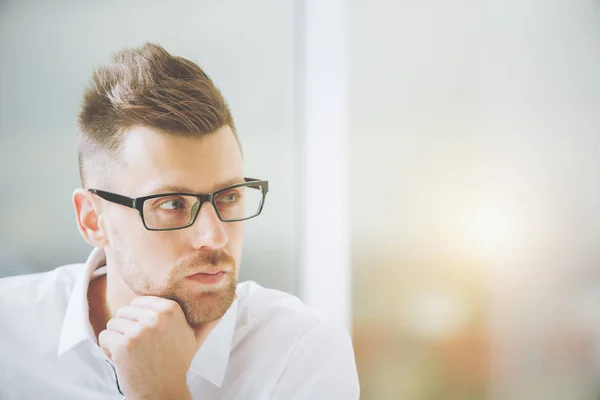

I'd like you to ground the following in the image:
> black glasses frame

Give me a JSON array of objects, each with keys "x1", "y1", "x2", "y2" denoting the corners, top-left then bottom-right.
[{"x1": 89, "y1": 177, "x2": 268, "y2": 231}]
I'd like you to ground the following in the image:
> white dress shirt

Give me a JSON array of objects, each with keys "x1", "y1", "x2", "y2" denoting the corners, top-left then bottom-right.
[{"x1": 0, "y1": 248, "x2": 359, "y2": 399}]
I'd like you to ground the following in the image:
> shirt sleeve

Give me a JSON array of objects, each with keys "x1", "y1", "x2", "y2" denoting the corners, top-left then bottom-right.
[{"x1": 269, "y1": 327, "x2": 360, "y2": 400}]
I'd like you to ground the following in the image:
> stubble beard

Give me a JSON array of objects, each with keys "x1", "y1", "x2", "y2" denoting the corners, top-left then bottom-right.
[{"x1": 115, "y1": 244, "x2": 238, "y2": 326}]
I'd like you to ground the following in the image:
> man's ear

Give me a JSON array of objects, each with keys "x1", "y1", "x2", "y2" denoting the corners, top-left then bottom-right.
[{"x1": 73, "y1": 189, "x2": 108, "y2": 247}]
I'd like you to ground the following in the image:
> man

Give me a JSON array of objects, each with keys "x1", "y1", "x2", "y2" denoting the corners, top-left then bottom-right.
[{"x1": 0, "y1": 43, "x2": 359, "y2": 399}]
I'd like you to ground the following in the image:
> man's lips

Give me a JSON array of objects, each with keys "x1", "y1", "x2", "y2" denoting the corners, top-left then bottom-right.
[
  {"x1": 187, "y1": 268, "x2": 227, "y2": 278},
  {"x1": 185, "y1": 270, "x2": 228, "y2": 285},
  {"x1": 185, "y1": 267, "x2": 228, "y2": 277}
]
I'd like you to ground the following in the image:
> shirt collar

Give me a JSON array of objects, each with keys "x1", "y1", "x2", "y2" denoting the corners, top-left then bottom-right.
[
  {"x1": 57, "y1": 247, "x2": 106, "y2": 357},
  {"x1": 57, "y1": 247, "x2": 239, "y2": 388}
]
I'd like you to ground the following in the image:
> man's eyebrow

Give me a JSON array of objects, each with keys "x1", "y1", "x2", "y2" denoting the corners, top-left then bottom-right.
[{"x1": 145, "y1": 177, "x2": 245, "y2": 195}]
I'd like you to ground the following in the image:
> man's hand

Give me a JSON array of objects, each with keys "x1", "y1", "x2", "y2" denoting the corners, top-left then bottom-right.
[{"x1": 98, "y1": 296, "x2": 220, "y2": 400}]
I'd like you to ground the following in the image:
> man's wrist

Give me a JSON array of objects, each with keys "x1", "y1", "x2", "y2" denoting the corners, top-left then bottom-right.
[{"x1": 126, "y1": 383, "x2": 192, "y2": 400}]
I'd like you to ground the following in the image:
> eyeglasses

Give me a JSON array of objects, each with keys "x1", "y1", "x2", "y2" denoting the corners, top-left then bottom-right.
[{"x1": 89, "y1": 178, "x2": 269, "y2": 231}]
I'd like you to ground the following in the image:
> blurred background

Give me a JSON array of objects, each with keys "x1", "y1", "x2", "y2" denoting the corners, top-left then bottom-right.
[{"x1": 2, "y1": 0, "x2": 600, "y2": 399}]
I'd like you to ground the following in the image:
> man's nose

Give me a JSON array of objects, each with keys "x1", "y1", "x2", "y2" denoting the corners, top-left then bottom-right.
[{"x1": 188, "y1": 201, "x2": 228, "y2": 249}]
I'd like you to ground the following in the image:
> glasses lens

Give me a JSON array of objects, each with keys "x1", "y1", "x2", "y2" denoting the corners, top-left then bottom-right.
[
  {"x1": 142, "y1": 195, "x2": 200, "y2": 229},
  {"x1": 215, "y1": 184, "x2": 264, "y2": 221}
]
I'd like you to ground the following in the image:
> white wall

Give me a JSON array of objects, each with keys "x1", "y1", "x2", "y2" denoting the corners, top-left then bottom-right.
[
  {"x1": 349, "y1": 0, "x2": 600, "y2": 398},
  {"x1": 483, "y1": 1, "x2": 600, "y2": 399}
]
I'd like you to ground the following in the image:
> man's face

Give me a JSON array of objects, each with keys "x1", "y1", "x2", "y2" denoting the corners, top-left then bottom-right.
[{"x1": 99, "y1": 125, "x2": 245, "y2": 325}]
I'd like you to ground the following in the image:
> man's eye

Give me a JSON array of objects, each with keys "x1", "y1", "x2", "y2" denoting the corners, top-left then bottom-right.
[
  {"x1": 158, "y1": 199, "x2": 186, "y2": 210},
  {"x1": 218, "y1": 193, "x2": 238, "y2": 204}
]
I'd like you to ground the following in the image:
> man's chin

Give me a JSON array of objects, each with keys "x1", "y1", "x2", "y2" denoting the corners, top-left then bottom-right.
[{"x1": 178, "y1": 289, "x2": 236, "y2": 326}]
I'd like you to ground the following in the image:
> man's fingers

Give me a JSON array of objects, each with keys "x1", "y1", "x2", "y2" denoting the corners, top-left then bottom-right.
[
  {"x1": 107, "y1": 317, "x2": 142, "y2": 336},
  {"x1": 131, "y1": 296, "x2": 181, "y2": 314},
  {"x1": 98, "y1": 329, "x2": 123, "y2": 358},
  {"x1": 116, "y1": 305, "x2": 160, "y2": 327}
]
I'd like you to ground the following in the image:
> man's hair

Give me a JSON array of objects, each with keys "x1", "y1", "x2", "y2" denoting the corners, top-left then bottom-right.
[{"x1": 77, "y1": 42, "x2": 237, "y2": 186}]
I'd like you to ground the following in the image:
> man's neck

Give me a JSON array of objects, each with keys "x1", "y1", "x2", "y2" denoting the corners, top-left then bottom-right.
[
  {"x1": 87, "y1": 274, "x2": 110, "y2": 341},
  {"x1": 87, "y1": 270, "x2": 136, "y2": 342}
]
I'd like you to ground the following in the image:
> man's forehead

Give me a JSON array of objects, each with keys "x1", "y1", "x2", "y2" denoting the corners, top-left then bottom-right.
[
  {"x1": 119, "y1": 125, "x2": 240, "y2": 161},
  {"x1": 114, "y1": 125, "x2": 243, "y2": 195}
]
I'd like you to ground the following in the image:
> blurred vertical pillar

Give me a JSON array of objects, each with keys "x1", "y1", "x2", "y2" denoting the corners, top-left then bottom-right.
[{"x1": 295, "y1": 0, "x2": 350, "y2": 331}]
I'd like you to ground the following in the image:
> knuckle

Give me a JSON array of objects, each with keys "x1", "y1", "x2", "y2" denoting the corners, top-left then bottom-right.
[
  {"x1": 126, "y1": 324, "x2": 144, "y2": 339},
  {"x1": 115, "y1": 306, "x2": 130, "y2": 318},
  {"x1": 98, "y1": 330, "x2": 107, "y2": 344},
  {"x1": 115, "y1": 341, "x2": 130, "y2": 355},
  {"x1": 122, "y1": 331, "x2": 142, "y2": 350},
  {"x1": 144, "y1": 311, "x2": 160, "y2": 327},
  {"x1": 165, "y1": 301, "x2": 180, "y2": 313}
]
